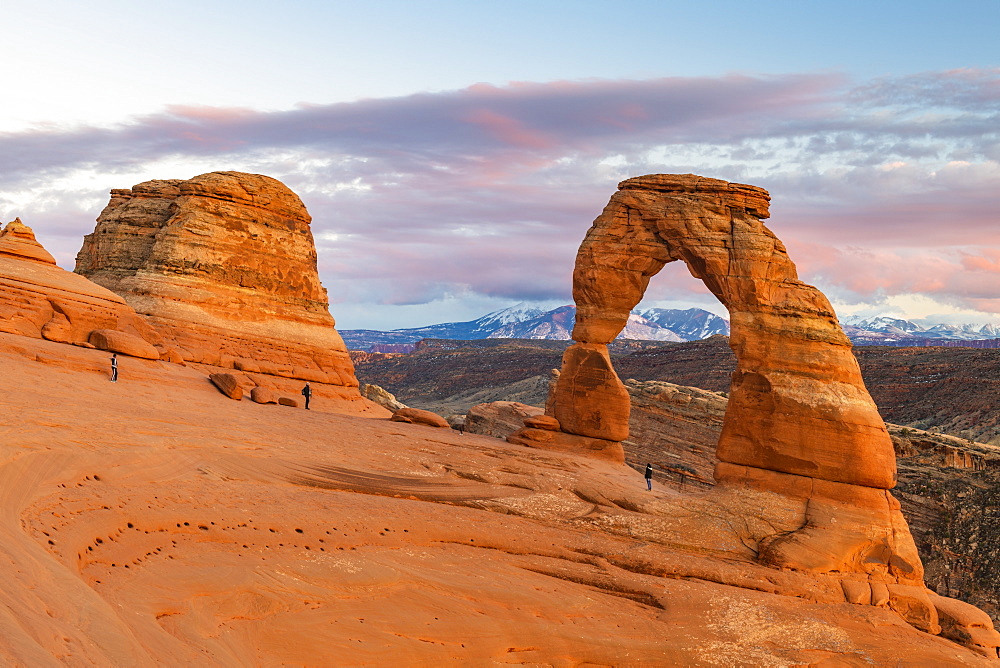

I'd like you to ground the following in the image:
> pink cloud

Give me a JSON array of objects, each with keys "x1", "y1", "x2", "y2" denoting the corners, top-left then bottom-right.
[
  {"x1": 462, "y1": 108, "x2": 556, "y2": 149},
  {"x1": 2, "y1": 69, "x2": 998, "y2": 315}
]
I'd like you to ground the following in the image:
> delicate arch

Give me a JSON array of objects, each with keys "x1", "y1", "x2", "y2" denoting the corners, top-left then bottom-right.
[{"x1": 555, "y1": 174, "x2": 895, "y2": 489}]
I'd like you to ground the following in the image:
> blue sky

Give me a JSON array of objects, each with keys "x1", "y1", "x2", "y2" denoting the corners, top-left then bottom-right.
[{"x1": 2, "y1": 0, "x2": 998, "y2": 328}]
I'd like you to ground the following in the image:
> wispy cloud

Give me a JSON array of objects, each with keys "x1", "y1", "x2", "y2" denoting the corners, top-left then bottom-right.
[{"x1": 2, "y1": 70, "x2": 998, "y2": 324}]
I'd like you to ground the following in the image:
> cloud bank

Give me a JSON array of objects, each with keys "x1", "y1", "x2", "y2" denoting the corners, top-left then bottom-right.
[{"x1": 1, "y1": 69, "x2": 998, "y2": 327}]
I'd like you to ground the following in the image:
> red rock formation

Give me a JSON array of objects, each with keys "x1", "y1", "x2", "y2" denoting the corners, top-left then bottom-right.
[
  {"x1": 0, "y1": 219, "x2": 162, "y2": 352},
  {"x1": 75, "y1": 172, "x2": 358, "y2": 395},
  {"x1": 508, "y1": 174, "x2": 999, "y2": 646}
]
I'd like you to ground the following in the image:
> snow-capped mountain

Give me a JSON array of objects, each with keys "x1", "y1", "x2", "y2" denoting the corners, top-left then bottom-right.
[
  {"x1": 338, "y1": 303, "x2": 546, "y2": 349},
  {"x1": 842, "y1": 316, "x2": 922, "y2": 335},
  {"x1": 469, "y1": 303, "x2": 548, "y2": 332},
  {"x1": 841, "y1": 315, "x2": 1000, "y2": 342},
  {"x1": 341, "y1": 304, "x2": 724, "y2": 350},
  {"x1": 636, "y1": 308, "x2": 730, "y2": 340},
  {"x1": 488, "y1": 307, "x2": 684, "y2": 342},
  {"x1": 342, "y1": 304, "x2": 1000, "y2": 352},
  {"x1": 487, "y1": 305, "x2": 577, "y2": 340}
]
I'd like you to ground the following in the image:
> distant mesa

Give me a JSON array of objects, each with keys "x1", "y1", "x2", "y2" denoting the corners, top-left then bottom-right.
[{"x1": 74, "y1": 171, "x2": 363, "y2": 401}]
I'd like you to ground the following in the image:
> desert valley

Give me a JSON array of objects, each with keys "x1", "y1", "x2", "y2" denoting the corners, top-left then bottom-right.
[{"x1": 0, "y1": 169, "x2": 998, "y2": 667}]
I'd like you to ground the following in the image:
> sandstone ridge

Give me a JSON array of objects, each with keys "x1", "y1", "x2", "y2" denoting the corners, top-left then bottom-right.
[
  {"x1": 507, "y1": 173, "x2": 999, "y2": 654},
  {"x1": 0, "y1": 218, "x2": 162, "y2": 351},
  {"x1": 75, "y1": 171, "x2": 358, "y2": 392}
]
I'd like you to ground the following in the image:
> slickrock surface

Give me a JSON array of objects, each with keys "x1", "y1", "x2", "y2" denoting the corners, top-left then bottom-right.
[
  {"x1": 0, "y1": 331, "x2": 995, "y2": 665},
  {"x1": 75, "y1": 172, "x2": 358, "y2": 394},
  {"x1": 0, "y1": 219, "x2": 162, "y2": 350}
]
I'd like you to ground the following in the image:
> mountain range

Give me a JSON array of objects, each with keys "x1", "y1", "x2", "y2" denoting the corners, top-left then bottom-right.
[
  {"x1": 340, "y1": 305, "x2": 1000, "y2": 352},
  {"x1": 340, "y1": 304, "x2": 729, "y2": 351},
  {"x1": 841, "y1": 315, "x2": 1000, "y2": 343}
]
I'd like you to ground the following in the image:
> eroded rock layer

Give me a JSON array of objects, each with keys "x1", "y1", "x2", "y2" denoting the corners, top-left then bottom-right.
[
  {"x1": 75, "y1": 172, "x2": 357, "y2": 389},
  {"x1": 0, "y1": 219, "x2": 161, "y2": 350}
]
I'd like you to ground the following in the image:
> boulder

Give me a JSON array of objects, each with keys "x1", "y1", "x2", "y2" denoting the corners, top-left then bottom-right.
[
  {"x1": 930, "y1": 590, "x2": 1000, "y2": 658},
  {"x1": 74, "y1": 172, "x2": 359, "y2": 390},
  {"x1": 88, "y1": 329, "x2": 160, "y2": 360},
  {"x1": 278, "y1": 396, "x2": 299, "y2": 408},
  {"x1": 524, "y1": 415, "x2": 560, "y2": 431},
  {"x1": 507, "y1": 427, "x2": 625, "y2": 464},
  {"x1": 390, "y1": 408, "x2": 449, "y2": 428},
  {"x1": 209, "y1": 373, "x2": 243, "y2": 400},
  {"x1": 466, "y1": 401, "x2": 543, "y2": 439},
  {"x1": 361, "y1": 383, "x2": 406, "y2": 412},
  {"x1": 158, "y1": 347, "x2": 185, "y2": 364},
  {"x1": 250, "y1": 386, "x2": 278, "y2": 404}
]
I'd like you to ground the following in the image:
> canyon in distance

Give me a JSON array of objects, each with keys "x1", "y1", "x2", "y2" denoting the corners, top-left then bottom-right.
[{"x1": 1, "y1": 171, "x2": 998, "y2": 665}]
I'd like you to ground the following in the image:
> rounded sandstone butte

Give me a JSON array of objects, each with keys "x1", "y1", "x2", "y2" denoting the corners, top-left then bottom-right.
[
  {"x1": 565, "y1": 173, "x2": 894, "y2": 491},
  {"x1": 74, "y1": 172, "x2": 358, "y2": 389}
]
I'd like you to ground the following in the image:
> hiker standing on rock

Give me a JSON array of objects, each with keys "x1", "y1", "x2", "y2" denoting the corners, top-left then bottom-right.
[
  {"x1": 110, "y1": 353, "x2": 118, "y2": 383},
  {"x1": 301, "y1": 382, "x2": 312, "y2": 409},
  {"x1": 644, "y1": 463, "x2": 653, "y2": 491}
]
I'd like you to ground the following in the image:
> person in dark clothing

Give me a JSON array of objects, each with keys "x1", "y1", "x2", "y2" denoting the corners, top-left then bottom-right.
[
  {"x1": 644, "y1": 463, "x2": 653, "y2": 491},
  {"x1": 301, "y1": 382, "x2": 312, "y2": 409},
  {"x1": 110, "y1": 353, "x2": 118, "y2": 383}
]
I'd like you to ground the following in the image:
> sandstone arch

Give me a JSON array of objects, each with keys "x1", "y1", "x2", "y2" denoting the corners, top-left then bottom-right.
[
  {"x1": 509, "y1": 174, "x2": 947, "y2": 632},
  {"x1": 565, "y1": 173, "x2": 896, "y2": 489}
]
